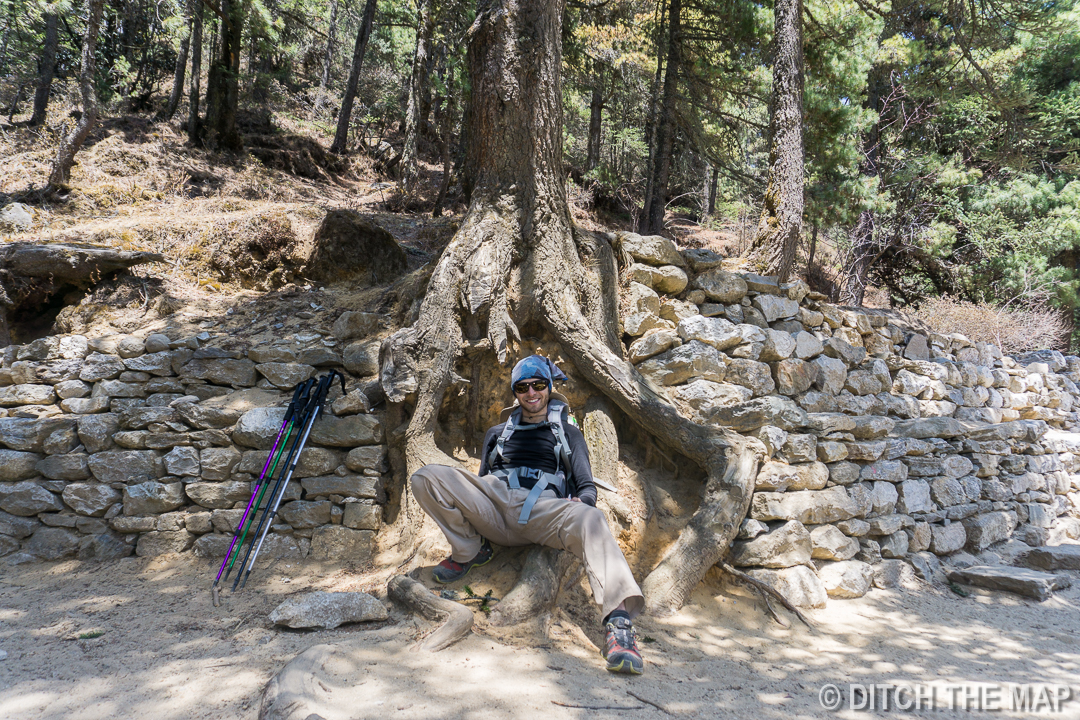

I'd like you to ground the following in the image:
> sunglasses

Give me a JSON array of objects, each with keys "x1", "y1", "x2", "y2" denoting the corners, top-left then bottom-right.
[{"x1": 513, "y1": 380, "x2": 549, "y2": 394}]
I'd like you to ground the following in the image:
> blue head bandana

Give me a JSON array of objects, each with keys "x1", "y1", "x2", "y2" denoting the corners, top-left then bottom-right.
[{"x1": 511, "y1": 354, "x2": 567, "y2": 389}]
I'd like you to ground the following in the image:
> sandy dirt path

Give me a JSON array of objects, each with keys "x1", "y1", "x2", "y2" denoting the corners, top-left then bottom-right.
[{"x1": 1, "y1": 552, "x2": 1079, "y2": 719}]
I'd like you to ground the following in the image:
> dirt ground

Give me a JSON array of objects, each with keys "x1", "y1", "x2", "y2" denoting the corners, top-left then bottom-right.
[{"x1": 2, "y1": 545, "x2": 1079, "y2": 720}]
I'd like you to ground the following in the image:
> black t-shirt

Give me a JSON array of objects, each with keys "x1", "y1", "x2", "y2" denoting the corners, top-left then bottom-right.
[{"x1": 479, "y1": 419, "x2": 598, "y2": 507}]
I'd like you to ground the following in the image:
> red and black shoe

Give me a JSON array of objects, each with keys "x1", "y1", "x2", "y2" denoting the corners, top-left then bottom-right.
[
  {"x1": 603, "y1": 616, "x2": 644, "y2": 675},
  {"x1": 432, "y1": 538, "x2": 493, "y2": 583}
]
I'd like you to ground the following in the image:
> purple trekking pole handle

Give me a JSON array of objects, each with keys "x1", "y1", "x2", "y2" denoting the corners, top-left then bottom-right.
[{"x1": 212, "y1": 380, "x2": 312, "y2": 586}]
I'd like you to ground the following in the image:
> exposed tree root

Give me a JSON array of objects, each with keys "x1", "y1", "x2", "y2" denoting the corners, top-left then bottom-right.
[
  {"x1": 258, "y1": 643, "x2": 334, "y2": 720},
  {"x1": 387, "y1": 575, "x2": 473, "y2": 651},
  {"x1": 718, "y1": 560, "x2": 814, "y2": 629},
  {"x1": 489, "y1": 547, "x2": 572, "y2": 627}
]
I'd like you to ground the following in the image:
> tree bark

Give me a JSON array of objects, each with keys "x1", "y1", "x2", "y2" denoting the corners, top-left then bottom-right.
[
  {"x1": 641, "y1": 0, "x2": 680, "y2": 235},
  {"x1": 402, "y1": 0, "x2": 434, "y2": 194},
  {"x1": 585, "y1": 68, "x2": 603, "y2": 172},
  {"x1": 432, "y1": 61, "x2": 455, "y2": 217},
  {"x1": 187, "y1": 0, "x2": 203, "y2": 142},
  {"x1": 204, "y1": 0, "x2": 243, "y2": 151},
  {"x1": 381, "y1": 0, "x2": 761, "y2": 618},
  {"x1": 747, "y1": 0, "x2": 804, "y2": 283},
  {"x1": 840, "y1": 72, "x2": 883, "y2": 306},
  {"x1": 315, "y1": 0, "x2": 339, "y2": 112},
  {"x1": 48, "y1": 0, "x2": 104, "y2": 189},
  {"x1": 638, "y1": 0, "x2": 667, "y2": 232},
  {"x1": 163, "y1": 0, "x2": 192, "y2": 121},
  {"x1": 331, "y1": 0, "x2": 377, "y2": 154},
  {"x1": 29, "y1": 12, "x2": 59, "y2": 127}
]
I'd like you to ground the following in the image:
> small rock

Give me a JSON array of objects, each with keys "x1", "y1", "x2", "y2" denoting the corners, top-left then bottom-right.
[
  {"x1": 0, "y1": 202, "x2": 34, "y2": 231},
  {"x1": 730, "y1": 520, "x2": 811, "y2": 568},
  {"x1": 619, "y1": 233, "x2": 685, "y2": 267},
  {"x1": 269, "y1": 591, "x2": 388, "y2": 629},
  {"x1": 947, "y1": 565, "x2": 1071, "y2": 601},
  {"x1": 873, "y1": 559, "x2": 914, "y2": 589},
  {"x1": 744, "y1": 566, "x2": 827, "y2": 609},
  {"x1": 817, "y1": 560, "x2": 874, "y2": 598},
  {"x1": 343, "y1": 340, "x2": 381, "y2": 377},
  {"x1": 332, "y1": 311, "x2": 380, "y2": 341},
  {"x1": 144, "y1": 334, "x2": 171, "y2": 353},
  {"x1": 1026, "y1": 545, "x2": 1080, "y2": 571}
]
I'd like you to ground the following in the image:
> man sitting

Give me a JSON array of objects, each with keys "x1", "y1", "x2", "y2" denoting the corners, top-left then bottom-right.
[{"x1": 410, "y1": 354, "x2": 645, "y2": 674}]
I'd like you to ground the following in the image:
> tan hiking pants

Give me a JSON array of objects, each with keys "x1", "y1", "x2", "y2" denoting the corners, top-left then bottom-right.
[{"x1": 411, "y1": 464, "x2": 644, "y2": 619}]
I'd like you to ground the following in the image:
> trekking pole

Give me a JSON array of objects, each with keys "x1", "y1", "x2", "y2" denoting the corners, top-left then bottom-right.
[
  {"x1": 229, "y1": 374, "x2": 324, "y2": 592},
  {"x1": 236, "y1": 370, "x2": 347, "y2": 591},
  {"x1": 213, "y1": 378, "x2": 314, "y2": 596}
]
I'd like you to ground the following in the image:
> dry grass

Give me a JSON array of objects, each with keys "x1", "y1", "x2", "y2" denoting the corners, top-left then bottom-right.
[{"x1": 907, "y1": 295, "x2": 1071, "y2": 354}]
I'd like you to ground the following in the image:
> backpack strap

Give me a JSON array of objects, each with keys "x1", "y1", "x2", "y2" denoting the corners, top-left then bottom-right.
[
  {"x1": 488, "y1": 407, "x2": 522, "y2": 470},
  {"x1": 547, "y1": 400, "x2": 574, "y2": 482}
]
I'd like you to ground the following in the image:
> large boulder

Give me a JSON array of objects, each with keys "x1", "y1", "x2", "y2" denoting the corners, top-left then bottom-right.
[{"x1": 305, "y1": 210, "x2": 407, "y2": 285}]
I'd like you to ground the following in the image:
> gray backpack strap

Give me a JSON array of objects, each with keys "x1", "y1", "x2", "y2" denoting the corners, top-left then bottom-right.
[
  {"x1": 547, "y1": 400, "x2": 573, "y2": 480},
  {"x1": 489, "y1": 408, "x2": 522, "y2": 470}
]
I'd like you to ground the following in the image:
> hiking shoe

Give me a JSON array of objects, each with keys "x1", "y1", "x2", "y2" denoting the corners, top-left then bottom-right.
[
  {"x1": 432, "y1": 539, "x2": 493, "y2": 583},
  {"x1": 603, "y1": 616, "x2": 644, "y2": 675}
]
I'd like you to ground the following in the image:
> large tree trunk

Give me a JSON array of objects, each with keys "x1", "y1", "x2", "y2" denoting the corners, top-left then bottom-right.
[
  {"x1": 163, "y1": 0, "x2": 192, "y2": 121},
  {"x1": 641, "y1": 0, "x2": 680, "y2": 235},
  {"x1": 747, "y1": 0, "x2": 804, "y2": 283},
  {"x1": 330, "y1": 0, "x2": 377, "y2": 154},
  {"x1": 29, "y1": 12, "x2": 59, "y2": 127},
  {"x1": 585, "y1": 67, "x2": 603, "y2": 173},
  {"x1": 381, "y1": 0, "x2": 760, "y2": 618},
  {"x1": 315, "y1": 0, "x2": 339, "y2": 112},
  {"x1": 187, "y1": 0, "x2": 203, "y2": 142},
  {"x1": 48, "y1": 0, "x2": 104, "y2": 190},
  {"x1": 840, "y1": 72, "x2": 883, "y2": 306},
  {"x1": 638, "y1": 1, "x2": 667, "y2": 232},
  {"x1": 204, "y1": 0, "x2": 243, "y2": 151},
  {"x1": 432, "y1": 60, "x2": 455, "y2": 217},
  {"x1": 401, "y1": 0, "x2": 434, "y2": 194}
]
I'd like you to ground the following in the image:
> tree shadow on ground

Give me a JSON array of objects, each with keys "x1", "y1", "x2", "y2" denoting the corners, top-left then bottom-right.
[{"x1": 4, "y1": 549, "x2": 1077, "y2": 720}]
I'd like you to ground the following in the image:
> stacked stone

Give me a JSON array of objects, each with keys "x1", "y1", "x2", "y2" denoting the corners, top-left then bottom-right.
[
  {"x1": 0, "y1": 312, "x2": 389, "y2": 565},
  {"x1": 620, "y1": 231, "x2": 1080, "y2": 607}
]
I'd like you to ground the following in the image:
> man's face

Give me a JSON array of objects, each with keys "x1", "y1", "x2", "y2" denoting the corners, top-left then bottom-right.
[{"x1": 513, "y1": 378, "x2": 550, "y2": 415}]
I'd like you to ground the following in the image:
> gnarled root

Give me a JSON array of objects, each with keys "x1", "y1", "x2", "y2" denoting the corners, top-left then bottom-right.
[
  {"x1": 718, "y1": 560, "x2": 814, "y2": 629},
  {"x1": 388, "y1": 575, "x2": 473, "y2": 651},
  {"x1": 489, "y1": 546, "x2": 573, "y2": 627},
  {"x1": 639, "y1": 446, "x2": 760, "y2": 615}
]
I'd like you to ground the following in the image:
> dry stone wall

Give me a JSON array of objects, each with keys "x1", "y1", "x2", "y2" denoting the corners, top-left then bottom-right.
[
  {"x1": 615, "y1": 230, "x2": 1080, "y2": 607},
  {"x1": 0, "y1": 313, "x2": 388, "y2": 565},
  {"x1": 4, "y1": 231, "x2": 1080, "y2": 611}
]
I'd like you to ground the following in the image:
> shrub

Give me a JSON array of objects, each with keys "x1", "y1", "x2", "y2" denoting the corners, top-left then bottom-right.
[{"x1": 907, "y1": 296, "x2": 1071, "y2": 355}]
